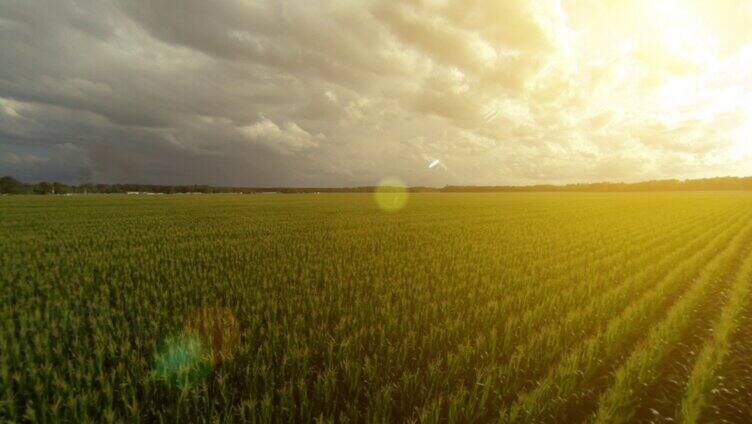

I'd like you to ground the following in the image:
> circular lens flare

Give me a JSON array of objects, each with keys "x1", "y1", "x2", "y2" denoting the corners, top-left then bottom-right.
[
  {"x1": 152, "y1": 307, "x2": 240, "y2": 388},
  {"x1": 374, "y1": 177, "x2": 408, "y2": 212},
  {"x1": 152, "y1": 332, "x2": 212, "y2": 388}
]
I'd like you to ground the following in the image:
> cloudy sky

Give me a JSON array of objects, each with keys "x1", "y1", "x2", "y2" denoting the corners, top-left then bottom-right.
[{"x1": 1, "y1": 0, "x2": 752, "y2": 186}]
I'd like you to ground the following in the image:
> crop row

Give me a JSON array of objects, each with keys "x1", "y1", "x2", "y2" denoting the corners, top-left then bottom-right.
[{"x1": 2, "y1": 193, "x2": 752, "y2": 422}]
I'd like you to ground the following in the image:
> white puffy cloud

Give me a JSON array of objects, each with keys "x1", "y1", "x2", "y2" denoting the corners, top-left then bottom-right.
[{"x1": 239, "y1": 118, "x2": 322, "y2": 154}]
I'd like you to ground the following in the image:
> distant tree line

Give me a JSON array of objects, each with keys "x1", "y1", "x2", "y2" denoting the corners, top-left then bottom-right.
[
  {"x1": 3, "y1": 175, "x2": 752, "y2": 195},
  {"x1": 0, "y1": 176, "x2": 443, "y2": 194},
  {"x1": 442, "y1": 177, "x2": 752, "y2": 192}
]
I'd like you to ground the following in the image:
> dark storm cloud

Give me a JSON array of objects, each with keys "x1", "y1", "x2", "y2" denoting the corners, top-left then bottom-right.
[{"x1": 0, "y1": 0, "x2": 349, "y2": 184}]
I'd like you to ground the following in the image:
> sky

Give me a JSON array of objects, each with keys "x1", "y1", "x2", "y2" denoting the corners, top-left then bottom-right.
[{"x1": 1, "y1": 0, "x2": 752, "y2": 187}]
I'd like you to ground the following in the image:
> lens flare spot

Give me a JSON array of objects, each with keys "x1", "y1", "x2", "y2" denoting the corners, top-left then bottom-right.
[
  {"x1": 374, "y1": 177, "x2": 408, "y2": 212},
  {"x1": 152, "y1": 307, "x2": 240, "y2": 388},
  {"x1": 152, "y1": 332, "x2": 212, "y2": 388}
]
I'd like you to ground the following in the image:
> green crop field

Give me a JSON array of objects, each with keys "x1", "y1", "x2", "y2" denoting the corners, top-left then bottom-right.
[{"x1": 3, "y1": 192, "x2": 752, "y2": 423}]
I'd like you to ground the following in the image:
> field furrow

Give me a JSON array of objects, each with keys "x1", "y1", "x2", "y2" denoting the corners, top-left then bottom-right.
[
  {"x1": 383, "y1": 207, "x2": 730, "y2": 421},
  {"x1": 592, "y1": 218, "x2": 752, "y2": 423},
  {"x1": 439, "y1": 208, "x2": 741, "y2": 421},
  {"x1": 695, "y1": 265, "x2": 752, "y2": 422},
  {"x1": 502, "y1": 210, "x2": 752, "y2": 423},
  {"x1": 676, "y1": 245, "x2": 752, "y2": 423}
]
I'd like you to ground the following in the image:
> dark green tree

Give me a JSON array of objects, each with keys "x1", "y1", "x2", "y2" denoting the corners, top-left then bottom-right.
[
  {"x1": 0, "y1": 176, "x2": 24, "y2": 194},
  {"x1": 52, "y1": 182, "x2": 69, "y2": 194},
  {"x1": 33, "y1": 181, "x2": 53, "y2": 194}
]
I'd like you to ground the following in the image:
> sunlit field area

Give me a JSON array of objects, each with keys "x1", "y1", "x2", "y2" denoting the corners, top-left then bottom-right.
[{"x1": 3, "y1": 193, "x2": 752, "y2": 422}]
